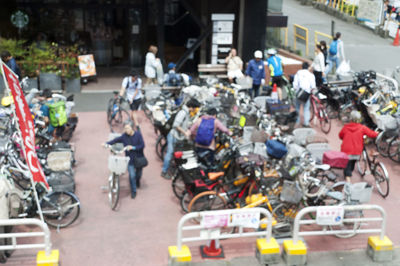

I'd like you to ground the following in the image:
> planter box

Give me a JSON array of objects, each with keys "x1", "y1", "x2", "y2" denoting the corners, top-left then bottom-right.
[
  {"x1": 23, "y1": 77, "x2": 38, "y2": 91},
  {"x1": 65, "y1": 78, "x2": 81, "y2": 93},
  {"x1": 39, "y1": 73, "x2": 62, "y2": 91}
]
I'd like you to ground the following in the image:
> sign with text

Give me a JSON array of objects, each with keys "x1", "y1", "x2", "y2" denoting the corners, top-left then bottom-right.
[
  {"x1": 316, "y1": 206, "x2": 344, "y2": 226},
  {"x1": 229, "y1": 210, "x2": 260, "y2": 229},
  {"x1": 201, "y1": 212, "x2": 230, "y2": 229},
  {"x1": 1, "y1": 62, "x2": 48, "y2": 188},
  {"x1": 78, "y1": 54, "x2": 97, "y2": 77}
]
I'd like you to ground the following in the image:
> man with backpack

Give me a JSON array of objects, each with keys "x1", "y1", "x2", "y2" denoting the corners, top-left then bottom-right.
[
  {"x1": 164, "y1": 62, "x2": 182, "y2": 87},
  {"x1": 119, "y1": 71, "x2": 143, "y2": 126},
  {"x1": 161, "y1": 98, "x2": 201, "y2": 179},
  {"x1": 189, "y1": 108, "x2": 232, "y2": 164},
  {"x1": 325, "y1": 32, "x2": 345, "y2": 78}
]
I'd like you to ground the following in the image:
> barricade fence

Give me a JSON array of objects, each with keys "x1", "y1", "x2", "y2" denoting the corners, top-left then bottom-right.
[
  {"x1": 293, "y1": 24, "x2": 309, "y2": 57},
  {"x1": 316, "y1": 0, "x2": 357, "y2": 17}
]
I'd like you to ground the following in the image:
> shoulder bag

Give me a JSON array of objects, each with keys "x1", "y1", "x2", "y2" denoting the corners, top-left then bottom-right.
[
  {"x1": 133, "y1": 155, "x2": 148, "y2": 168},
  {"x1": 296, "y1": 88, "x2": 310, "y2": 102}
]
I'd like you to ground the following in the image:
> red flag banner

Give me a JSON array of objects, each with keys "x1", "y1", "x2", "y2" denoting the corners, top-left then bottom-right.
[{"x1": 1, "y1": 63, "x2": 49, "y2": 188}]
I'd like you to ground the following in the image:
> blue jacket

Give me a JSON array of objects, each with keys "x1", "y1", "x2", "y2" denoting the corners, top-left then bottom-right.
[
  {"x1": 6, "y1": 58, "x2": 21, "y2": 78},
  {"x1": 107, "y1": 130, "x2": 145, "y2": 165},
  {"x1": 245, "y1": 59, "x2": 265, "y2": 85},
  {"x1": 267, "y1": 56, "x2": 283, "y2": 77}
]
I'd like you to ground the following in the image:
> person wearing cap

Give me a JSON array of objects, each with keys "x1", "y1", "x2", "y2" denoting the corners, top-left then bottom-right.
[
  {"x1": 245, "y1": 50, "x2": 266, "y2": 98},
  {"x1": 104, "y1": 121, "x2": 145, "y2": 199},
  {"x1": 189, "y1": 108, "x2": 232, "y2": 164},
  {"x1": 266, "y1": 48, "x2": 284, "y2": 101},
  {"x1": 161, "y1": 98, "x2": 201, "y2": 179},
  {"x1": 119, "y1": 71, "x2": 143, "y2": 126},
  {"x1": 339, "y1": 111, "x2": 378, "y2": 183},
  {"x1": 163, "y1": 62, "x2": 182, "y2": 87},
  {"x1": 225, "y1": 48, "x2": 244, "y2": 84}
]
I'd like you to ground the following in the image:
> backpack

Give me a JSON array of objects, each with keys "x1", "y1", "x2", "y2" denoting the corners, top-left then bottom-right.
[
  {"x1": 195, "y1": 118, "x2": 215, "y2": 146},
  {"x1": 47, "y1": 101, "x2": 68, "y2": 127},
  {"x1": 329, "y1": 40, "x2": 338, "y2": 56},
  {"x1": 167, "y1": 72, "x2": 181, "y2": 86}
]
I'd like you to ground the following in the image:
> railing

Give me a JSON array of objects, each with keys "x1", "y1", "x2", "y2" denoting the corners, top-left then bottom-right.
[
  {"x1": 176, "y1": 208, "x2": 273, "y2": 251},
  {"x1": 292, "y1": 205, "x2": 386, "y2": 244},
  {"x1": 314, "y1": 30, "x2": 333, "y2": 45},
  {"x1": 0, "y1": 218, "x2": 52, "y2": 256},
  {"x1": 317, "y1": 0, "x2": 357, "y2": 17},
  {"x1": 293, "y1": 24, "x2": 309, "y2": 57}
]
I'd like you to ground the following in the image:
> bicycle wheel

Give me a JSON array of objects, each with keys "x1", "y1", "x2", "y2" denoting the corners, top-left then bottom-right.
[
  {"x1": 329, "y1": 210, "x2": 362, "y2": 238},
  {"x1": 376, "y1": 131, "x2": 392, "y2": 157},
  {"x1": 172, "y1": 174, "x2": 186, "y2": 199},
  {"x1": 357, "y1": 150, "x2": 367, "y2": 177},
  {"x1": 108, "y1": 173, "x2": 120, "y2": 210},
  {"x1": 326, "y1": 104, "x2": 338, "y2": 119},
  {"x1": 180, "y1": 191, "x2": 192, "y2": 213},
  {"x1": 155, "y1": 135, "x2": 167, "y2": 160},
  {"x1": 388, "y1": 138, "x2": 400, "y2": 163},
  {"x1": 319, "y1": 107, "x2": 331, "y2": 134},
  {"x1": 41, "y1": 191, "x2": 80, "y2": 228},
  {"x1": 271, "y1": 203, "x2": 298, "y2": 234},
  {"x1": 110, "y1": 109, "x2": 130, "y2": 133},
  {"x1": 309, "y1": 100, "x2": 315, "y2": 122},
  {"x1": 373, "y1": 162, "x2": 389, "y2": 198},
  {"x1": 188, "y1": 191, "x2": 227, "y2": 213}
]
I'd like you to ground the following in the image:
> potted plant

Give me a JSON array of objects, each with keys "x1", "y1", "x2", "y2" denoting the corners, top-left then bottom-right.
[
  {"x1": 37, "y1": 42, "x2": 62, "y2": 91},
  {"x1": 60, "y1": 45, "x2": 81, "y2": 93}
]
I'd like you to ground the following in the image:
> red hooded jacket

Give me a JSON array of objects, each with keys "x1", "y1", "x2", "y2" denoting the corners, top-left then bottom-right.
[{"x1": 339, "y1": 123, "x2": 378, "y2": 155}]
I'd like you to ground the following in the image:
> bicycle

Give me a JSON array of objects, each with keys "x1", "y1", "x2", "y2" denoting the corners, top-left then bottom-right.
[
  {"x1": 309, "y1": 90, "x2": 331, "y2": 133},
  {"x1": 107, "y1": 91, "x2": 131, "y2": 133},
  {"x1": 104, "y1": 143, "x2": 130, "y2": 210},
  {"x1": 357, "y1": 138, "x2": 390, "y2": 198}
]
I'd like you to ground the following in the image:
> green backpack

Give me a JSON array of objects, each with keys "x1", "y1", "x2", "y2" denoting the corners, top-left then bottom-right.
[{"x1": 47, "y1": 101, "x2": 67, "y2": 127}]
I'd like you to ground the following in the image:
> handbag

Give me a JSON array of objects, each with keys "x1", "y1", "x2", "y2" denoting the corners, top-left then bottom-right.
[
  {"x1": 296, "y1": 89, "x2": 310, "y2": 102},
  {"x1": 133, "y1": 155, "x2": 148, "y2": 168}
]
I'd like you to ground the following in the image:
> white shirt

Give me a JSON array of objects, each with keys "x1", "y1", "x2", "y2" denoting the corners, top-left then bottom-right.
[
  {"x1": 144, "y1": 52, "x2": 158, "y2": 78},
  {"x1": 293, "y1": 69, "x2": 316, "y2": 94},
  {"x1": 122, "y1": 77, "x2": 142, "y2": 101},
  {"x1": 312, "y1": 52, "x2": 325, "y2": 73}
]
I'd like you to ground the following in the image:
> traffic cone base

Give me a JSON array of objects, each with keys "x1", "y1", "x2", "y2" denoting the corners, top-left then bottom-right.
[
  {"x1": 200, "y1": 240, "x2": 225, "y2": 259},
  {"x1": 393, "y1": 28, "x2": 400, "y2": 46}
]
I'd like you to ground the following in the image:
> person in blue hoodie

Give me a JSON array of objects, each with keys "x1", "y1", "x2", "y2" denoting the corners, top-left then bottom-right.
[
  {"x1": 105, "y1": 121, "x2": 145, "y2": 199},
  {"x1": 245, "y1": 50, "x2": 265, "y2": 98}
]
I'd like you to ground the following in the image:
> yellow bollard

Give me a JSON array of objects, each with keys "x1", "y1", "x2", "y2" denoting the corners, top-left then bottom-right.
[{"x1": 36, "y1": 250, "x2": 59, "y2": 266}]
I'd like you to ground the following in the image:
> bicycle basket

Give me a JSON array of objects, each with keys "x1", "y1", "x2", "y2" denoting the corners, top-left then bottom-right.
[
  {"x1": 280, "y1": 180, "x2": 303, "y2": 204},
  {"x1": 348, "y1": 182, "x2": 372, "y2": 203},
  {"x1": 47, "y1": 151, "x2": 72, "y2": 172},
  {"x1": 238, "y1": 142, "x2": 254, "y2": 156},
  {"x1": 108, "y1": 156, "x2": 130, "y2": 175}
]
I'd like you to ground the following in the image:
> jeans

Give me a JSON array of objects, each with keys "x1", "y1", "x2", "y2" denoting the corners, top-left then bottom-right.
[
  {"x1": 195, "y1": 147, "x2": 215, "y2": 166},
  {"x1": 128, "y1": 164, "x2": 142, "y2": 195},
  {"x1": 295, "y1": 98, "x2": 310, "y2": 126},
  {"x1": 325, "y1": 55, "x2": 340, "y2": 76},
  {"x1": 162, "y1": 132, "x2": 176, "y2": 173}
]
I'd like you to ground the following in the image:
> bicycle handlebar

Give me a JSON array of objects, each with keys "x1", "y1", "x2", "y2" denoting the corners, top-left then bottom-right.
[{"x1": 104, "y1": 144, "x2": 129, "y2": 154}]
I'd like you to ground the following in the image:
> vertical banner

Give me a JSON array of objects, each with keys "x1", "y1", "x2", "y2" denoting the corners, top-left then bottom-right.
[{"x1": 1, "y1": 62, "x2": 49, "y2": 188}]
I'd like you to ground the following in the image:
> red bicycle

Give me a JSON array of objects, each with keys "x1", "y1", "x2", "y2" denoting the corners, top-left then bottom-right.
[{"x1": 309, "y1": 90, "x2": 331, "y2": 133}]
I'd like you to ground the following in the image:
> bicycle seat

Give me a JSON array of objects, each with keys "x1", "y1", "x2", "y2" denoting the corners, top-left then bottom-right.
[
  {"x1": 315, "y1": 164, "x2": 330, "y2": 171},
  {"x1": 208, "y1": 172, "x2": 224, "y2": 181}
]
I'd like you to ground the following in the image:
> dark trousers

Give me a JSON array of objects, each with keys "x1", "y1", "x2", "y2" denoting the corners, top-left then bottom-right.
[
  {"x1": 313, "y1": 71, "x2": 323, "y2": 88},
  {"x1": 195, "y1": 147, "x2": 215, "y2": 166},
  {"x1": 344, "y1": 159, "x2": 357, "y2": 177},
  {"x1": 251, "y1": 84, "x2": 260, "y2": 98}
]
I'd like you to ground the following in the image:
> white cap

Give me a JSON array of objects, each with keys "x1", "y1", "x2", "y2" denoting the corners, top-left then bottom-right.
[
  {"x1": 267, "y1": 48, "x2": 277, "y2": 55},
  {"x1": 254, "y1": 50, "x2": 262, "y2": 58}
]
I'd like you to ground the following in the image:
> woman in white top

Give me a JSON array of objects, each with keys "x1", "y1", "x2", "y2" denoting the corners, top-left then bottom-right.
[
  {"x1": 145, "y1": 45, "x2": 160, "y2": 84},
  {"x1": 310, "y1": 44, "x2": 325, "y2": 87},
  {"x1": 225, "y1": 48, "x2": 244, "y2": 83}
]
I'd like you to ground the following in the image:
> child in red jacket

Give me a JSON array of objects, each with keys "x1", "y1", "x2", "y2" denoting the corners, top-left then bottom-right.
[{"x1": 339, "y1": 111, "x2": 378, "y2": 183}]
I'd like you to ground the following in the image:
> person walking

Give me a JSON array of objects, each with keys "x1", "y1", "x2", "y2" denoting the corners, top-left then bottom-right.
[
  {"x1": 189, "y1": 108, "x2": 232, "y2": 164},
  {"x1": 325, "y1": 32, "x2": 345, "y2": 78},
  {"x1": 339, "y1": 111, "x2": 378, "y2": 183},
  {"x1": 310, "y1": 44, "x2": 325, "y2": 88},
  {"x1": 245, "y1": 50, "x2": 265, "y2": 98},
  {"x1": 105, "y1": 121, "x2": 145, "y2": 199},
  {"x1": 163, "y1": 62, "x2": 182, "y2": 87},
  {"x1": 145, "y1": 45, "x2": 161, "y2": 84},
  {"x1": 225, "y1": 48, "x2": 244, "y2": 84},
  {"x1": 1, "y1": 50, "x2": 21, "y2": 79},
  {"x1": 266, "y1": 48, "x2": 284, "y2": 100},
  {"x1": 119, "y1": 71, "x2": 143, "y2": 126},
  {"x1": 293, "y1": 62, "x2": 316, "y2": 127},
  {"x1": 161, "y1": 98, "x2": 201, "y2": 179}
]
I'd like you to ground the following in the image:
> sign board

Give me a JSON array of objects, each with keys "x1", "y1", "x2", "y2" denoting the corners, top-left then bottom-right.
[
  {"x1": 78, "y1": 54, "x2": 97, "y2": 77},
  {"x1": 213, "y1": 21, "x2": 233, "y2": 33},
  {"x1": 357, "y1": 0, "x2": 383, "y2": 26},
  {"x1": 229, "y1": 210, "x2": 260, "y2": 228},
  {"x1": 212, "y1": 33, "x2": 233, "y2": 45},
  {"x1": 201, "y1": 212, "x2": 230, "y2": 229},
  {"x1": 316, "y1": 206, "x2": 344, "y2": 226},
  {"x1": 386, "y1": 20, "x2": 399, "y2": 38}
]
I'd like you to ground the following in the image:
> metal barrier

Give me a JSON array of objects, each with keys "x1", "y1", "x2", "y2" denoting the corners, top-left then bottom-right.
[
  {"x1": 176, "y1": 207, "x2": 273, "y2": 251},
  {"x1": 317, "y1": 0, "x2": 357, "y2": 17},
  {"x1": 292, "y1": 205, "x2": 386, "y2": 244},
  {"x1": 293, "y1": 24, "x2": 309, "y2": 57},
  {"x1": 0, "y1": 218, "x2": 52, "y2": 255},
  {"x1": 314, "y1": 30, "x2": 333, "y2": 45},
  {"x1": 282, "y1": 27, "x2": 288, "y2": 47}
]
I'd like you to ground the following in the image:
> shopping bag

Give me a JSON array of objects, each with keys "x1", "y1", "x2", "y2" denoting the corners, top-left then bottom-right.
[{"x1": 336, "y1": 60, "x2": 351, "y2": 76}]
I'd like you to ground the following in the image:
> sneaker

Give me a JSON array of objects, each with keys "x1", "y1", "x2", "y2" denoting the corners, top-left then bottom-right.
[
  {"x1": 161, "y1": 171, "x2": 171, "y2": 180},
  {"x1": 131, "y1": 192, "x2": 136, "y2": 199},
  {"x1": 136, "y1": 180, "x2": 141, "y2": 189}
]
